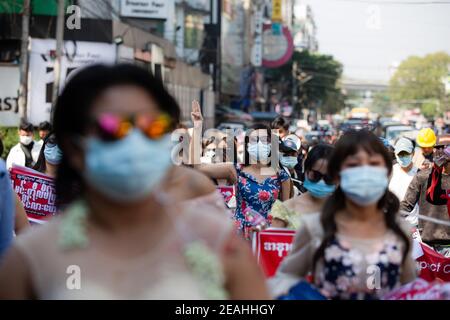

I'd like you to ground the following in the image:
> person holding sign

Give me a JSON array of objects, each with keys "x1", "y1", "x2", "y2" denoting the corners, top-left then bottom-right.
[
  {"x1": 270, "y1": 130, "x2": 416, "y2": 300},
  {"x1": 0, "y1": 64, "x2": 268, "y2": 299}
]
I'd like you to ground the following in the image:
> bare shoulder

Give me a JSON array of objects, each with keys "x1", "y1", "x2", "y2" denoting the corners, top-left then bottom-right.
[{"x1": 173, "y1": 165, "x2": 217, "y2": 197}]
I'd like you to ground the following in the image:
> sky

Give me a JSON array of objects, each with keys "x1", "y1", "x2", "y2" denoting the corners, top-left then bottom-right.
[{"x1": 302, "y1": 0, "x2": 450, "y2": 83}]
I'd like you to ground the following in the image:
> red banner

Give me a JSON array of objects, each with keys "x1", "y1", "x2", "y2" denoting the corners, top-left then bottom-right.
[
  {"x1": 217, "y1": 185, "x2": 236, "y2": 209},
  {"x1": 252, "y1": 228, "x2": 296, "y2": 277},
  {"x1": 416, "y1": 242, "x2": 450, "y2": 282},
  {"x1": 9, "y1": 165, "x2": 57, "y2": 224},
  {"x1": 383, "y1": 278, "x2": 450, "y2": 300}
]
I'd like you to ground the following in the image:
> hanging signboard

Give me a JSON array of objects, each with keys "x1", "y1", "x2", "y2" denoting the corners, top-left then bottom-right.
[
  {"x1": 262, "y1": 24, "x2": 294, "y2": 69},
  {"x1": 27, "y1": 39, "x2": 116, "y2": 125},
  {"x1": 120, "y1": 0, "x2": 172, "y2": 20},
  {"x1": 0, "y1": 66, "x2": 20, "y2": 127},
  {"x1": 272, "y1": 0, "x2": 282, "y2": 22},
  {"x1": 251, "y1": 7, "x2": 264, "y2": 67}
]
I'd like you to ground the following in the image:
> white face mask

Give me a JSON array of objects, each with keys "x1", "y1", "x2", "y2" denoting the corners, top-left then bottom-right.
[
  {"x1": 205, "y1": 149, "x2": 216, "y2": 160},
  {"x1": 20, "y1": 135, "x2": 33, "y2": 146}
]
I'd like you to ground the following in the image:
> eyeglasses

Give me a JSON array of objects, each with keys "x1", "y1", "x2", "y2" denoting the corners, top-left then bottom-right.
[
  {"x1": 307, "y1": 170, "x2": 334, "y2": 185},
  {"x1": 92, "y1": 113, "x2": 172, "y2": 141}
]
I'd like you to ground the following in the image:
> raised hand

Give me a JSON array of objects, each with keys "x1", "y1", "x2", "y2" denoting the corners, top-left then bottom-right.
[{"x1": 191, "y1": 100, "x2": 204, "y2": 124}]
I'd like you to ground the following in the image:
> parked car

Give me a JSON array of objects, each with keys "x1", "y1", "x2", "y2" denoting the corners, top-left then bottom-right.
[
  {"x1": 340, "y1": 118, "x2": 374, "y2": 132},
  {"x1": 384, "y1": 125, "x2": 417, "y2": 145},
  {"x1": 217, "y1": 122, "x2": 247, "y2": 132},
  {"x1": 249, "y1": 111, "x2": 280, "y2": 126}
]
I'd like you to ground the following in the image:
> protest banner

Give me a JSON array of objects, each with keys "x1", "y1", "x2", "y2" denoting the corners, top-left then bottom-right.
[
  {"x1": 416, "y1": 242, "x2": 450, "y2": 282},
  {"x1": 252, "y1": 229, "x2": 450, "y2": 282},
  {"x1": 9, "y1": 165, "x2": 57, "y2": 224},
  {"x1": 252, "y1": 228, "x2": 296, "y2": 277},
  {"x1": 383, "y1": 278, "x2": 450, "y2": 300},
  {"x1": 217, "y1": 185, "x2": 236, "y2": 209}
]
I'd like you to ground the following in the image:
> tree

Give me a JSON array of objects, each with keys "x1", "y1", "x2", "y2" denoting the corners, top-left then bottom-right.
[
  {"x1": 265, "y1": 50, "x2": 344, "y2": 116},
  {"x1": 389, "y1": 52, "x2": 450, "y2": 117},
  {"x1": 372, "y1": 91, "x2": 392, "y2": 116}
]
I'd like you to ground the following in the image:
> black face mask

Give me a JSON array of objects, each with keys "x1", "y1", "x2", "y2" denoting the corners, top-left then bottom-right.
[{"x1": 425, "y1": 153, "x2": 434, "y2": 162}]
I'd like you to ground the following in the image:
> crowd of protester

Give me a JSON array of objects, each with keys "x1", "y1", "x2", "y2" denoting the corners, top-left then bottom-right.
[{"x1": 0, "y1": 64, "x2": 449, "y2": 300}]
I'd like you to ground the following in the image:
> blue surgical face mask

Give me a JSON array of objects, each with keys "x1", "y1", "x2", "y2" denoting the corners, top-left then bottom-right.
[
  {"x1": 280, "y1": 156, "x2": 298, "y2": 169},
  {"x1": 340, "y1": 165, "x2": 388, "y2": 206},
  {"x1": 303, "y1": 178, "x2": 336, "y2": 198},
  {"x1": 83, "y1": 129, "x2": 173, "y2": 203},
  {"x1": 396, "y1": 154, "x2": 412, "y2": 168},
  {"x1": 44, "y1": 144, "x2": 63, "y2": 165},
  {"x1": 247, "y1": 142, "x2": 271, "y2": 162}
]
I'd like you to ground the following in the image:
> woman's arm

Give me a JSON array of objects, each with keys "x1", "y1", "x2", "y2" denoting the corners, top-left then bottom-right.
[
  {"x1": 269, "y1": 200, "x2": 290, "y2": 228},
  {"x1": 188, "y1": 100, "x2": 203, "y2": 165},
  {"x1": 280, "y1": 179, "x2": 292, "y2": 201},
  {"x1": 268, "y1": 219, "x2": 315, "y2": 297},
  {"x1": 14, "y1": 195, "x2": 30, "y2": 234},
  {"x1": 222, "y1": 232, "x2": 270, "y2": 299},
  {"x1": 196, "y1": 163, "x2": 237, "y2": 185},
  {"x1": 271, "y1": 218, "x2": 288, "y2": 228},
  {"x1": 0, "y1": 246, "x2": 34, "y2": 299}
]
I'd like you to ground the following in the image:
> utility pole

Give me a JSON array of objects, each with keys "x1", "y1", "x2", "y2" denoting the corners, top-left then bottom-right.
[
  {"x1": 216, "y1": 0, "x2": 222, "y2": 104},
  {"x1": 51, "y1": 0, "x2": 65, "y2": 122},
  {"x1": 18, "y1": 0, "x2": 31, "y2": 122},
  {"x1": 292, "y1": 60, "x2": 298, "y2": 117}
]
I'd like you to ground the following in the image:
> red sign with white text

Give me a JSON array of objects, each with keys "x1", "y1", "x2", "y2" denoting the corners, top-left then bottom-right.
[
  {"x1": 217, "y1": 185, "x2": 235, "y2": 203},
  {"x1": 253, "y1": 229, "x2": 450, "y2": 281},
  {"x1": 383, "y1": 278, "x2": 450, "y2": 300},
  {"x1": 252, "y1": 228, "x2": 296, "y2": 277},
  {"x1": 9, "y1": 165, "x2": 57, "y2": 224},
  {"x1": 417, "y1": 243, "x2": 450, "y2": 282}
]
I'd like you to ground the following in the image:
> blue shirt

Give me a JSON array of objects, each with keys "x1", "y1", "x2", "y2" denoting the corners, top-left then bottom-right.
[{"x1": 0, "y1": 159, "x2": 14, "y2": 259}]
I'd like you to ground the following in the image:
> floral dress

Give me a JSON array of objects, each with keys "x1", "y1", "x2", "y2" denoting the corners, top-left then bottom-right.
[
  {"x1": 316, "y1": 234, "x2": 406, "y2": 300},
  {"x1": 234, "y1": 164, "x2": 290, "y2": 239},
  {"x1": 268, "y1": 213, "x2": 417, "y2": 300}
]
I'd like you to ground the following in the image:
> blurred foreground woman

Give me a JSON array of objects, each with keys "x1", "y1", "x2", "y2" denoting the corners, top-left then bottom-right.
[
  {"x1": 0, "y1": 64, "x2": 268, "y2": 299},
  {"x1": 270, "y1": 130, "x2": 417, "y2": 300}
]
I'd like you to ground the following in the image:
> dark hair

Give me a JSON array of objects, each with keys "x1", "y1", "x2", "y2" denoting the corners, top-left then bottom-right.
[
  {"x1": 0, "y1": 137, "x2": 3, "y2": 158},
  {"x1": 243, "y1": 123, "x2": 272, "y2": 167},
  {"x1": 38, "y1": 121, "x2": 52, "y2": 132},
  {"x1": 33, "y1": 133, "x2": 57, "y2": 173},
  {"x1": 19, "y1": 119, "x2": 34, "y2": 132},
  {"x1": 204, "y1": 135, "x2": 238, "y2": 164},
  {"x1": 303, "y1": 144, "x2": 334, "y2": 175},
  {"x1": 312, "y1": 130, "x2": 410, "y2": 272},
  {"x1": 53, "y1": 64, "x2": 181, "y2": 206},
  {"x1": 271, "y1": 116, "x2": 290, "y2": 131}
]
